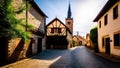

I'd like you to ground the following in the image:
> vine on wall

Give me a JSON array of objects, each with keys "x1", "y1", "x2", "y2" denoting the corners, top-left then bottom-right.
[{"x1": 0, "y1": 0, "x2": 33, "y2": 41}]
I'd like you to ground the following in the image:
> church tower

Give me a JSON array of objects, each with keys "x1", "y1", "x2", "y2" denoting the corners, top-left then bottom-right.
[{"x1": 65, "y1": 2, "x2": 73, "y2": 35}]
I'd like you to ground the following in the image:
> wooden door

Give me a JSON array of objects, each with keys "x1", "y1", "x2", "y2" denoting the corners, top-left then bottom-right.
[
  {"x1": 105, "y1": 37, "x2": 110, "y2": 54},
  {"x1": 37, "y1": 38, "x2": 42, "y2": 53}
]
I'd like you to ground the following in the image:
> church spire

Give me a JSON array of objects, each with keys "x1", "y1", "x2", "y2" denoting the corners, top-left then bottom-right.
[
  {"x1": 66, "y1": 0, "x2": 73, "y2": 35},
  {"x1": 67, "y1": 2, "x2": 72, "y2": 18}
]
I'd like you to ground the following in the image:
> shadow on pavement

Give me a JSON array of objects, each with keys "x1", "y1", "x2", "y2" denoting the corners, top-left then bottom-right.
[
  {"x1": 31, "y1": 49, "x2": 69, "y2": 60},
  {"x1": 31, "y1": 49, "x2": 73, "y2": 68}
]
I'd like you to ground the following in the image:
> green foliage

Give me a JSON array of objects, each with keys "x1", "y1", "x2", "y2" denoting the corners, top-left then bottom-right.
[
  {"x1": 90, "y1": 26, "x2": 99, "y2": 52},
  {"x1": 72, "y1": 40, "x2": 80, "y2": 47},
  {"x1": 90, "y1": 26, "x2": 98, "y2": 43},
  {"x1": 15, "y1": 1, "x2": 30, "y2": 14},
  {"x1": 15, "y1": 4, "x2": 26, "y2": 14},
  {"x1": 72, "y1": 40, "x2": 76, "y2": 47},
  {"x1": 79, "y1": 41, "x2": 82, "y2": 46},
  {"x1": 0, "y1": 0, "x2": 33, "y2": 41}
]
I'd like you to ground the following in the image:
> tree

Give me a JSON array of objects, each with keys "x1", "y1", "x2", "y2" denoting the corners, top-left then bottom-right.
[
  {"x1": 0, "y1": 0, "x2": 33, "y2": 41},
  {"x1": 90, "y1": 26, "x2": 99, "y2": 53}
]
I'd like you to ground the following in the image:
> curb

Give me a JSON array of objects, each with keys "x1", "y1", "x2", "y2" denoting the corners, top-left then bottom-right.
[
  {"x1": 87, "y1": 47, "x2": 120, "y2": 63},
  {"x1": 94, "y1": 53, "x2": 120, "y2": 63},
  {"x1": 1, "y1": 58, "x2": 30, "y2": 68}
]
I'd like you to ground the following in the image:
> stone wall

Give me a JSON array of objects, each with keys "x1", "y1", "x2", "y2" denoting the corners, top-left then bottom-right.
[
  {"x1": 0, "y1": 0, "x2": 46, "y2": 65},
  {"x1": 12, "y1": 0, "x2": 46, "y2": 52},
  {"x1": 7, "y1": 38, "x2": 31, "y2": 62},
  {"x1": 66, "y1": 31, "x2": 73, "y2": 48}
]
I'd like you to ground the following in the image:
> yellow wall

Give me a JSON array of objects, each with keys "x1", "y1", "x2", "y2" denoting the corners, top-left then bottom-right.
[{"x1": 86, "y1": 34, "x2": 93, "y2": 48}]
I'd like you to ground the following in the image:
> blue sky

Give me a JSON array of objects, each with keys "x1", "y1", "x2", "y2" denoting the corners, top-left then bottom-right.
[{"x1": 35, "y1": 0, "x2": 108, "y2": 37}]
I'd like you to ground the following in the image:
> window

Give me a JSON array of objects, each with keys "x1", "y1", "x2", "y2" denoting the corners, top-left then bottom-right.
[
  {"x1": 114, "y1": 33, "x2": 120, "y2": 46},
  {"x1": 104, "y1": 14, "x2": 108, "y2": 26},
  {"x1": 113, "y1": 5, "x2": 118, "y2": 19},
  {"x1": 51, "y1": 28, "x2": 61, "y2": 33},
  {"x1": 99, "y1": 21, "x2": 101, "y2": 28},
  {"x1": 51, "y1": 28, "x2": 54, "y2": 33},
  {"x1": 58, "y1": 28, "x2": 61, "y2": 33}
]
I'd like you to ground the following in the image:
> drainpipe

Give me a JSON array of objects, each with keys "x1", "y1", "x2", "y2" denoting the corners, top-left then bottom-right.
[
  {"x1": 23, "y1": 0, "x2": 29, "y2": 58},
  {"x1": 26, "y1": 0, "x2": 28, "y2": 31}
]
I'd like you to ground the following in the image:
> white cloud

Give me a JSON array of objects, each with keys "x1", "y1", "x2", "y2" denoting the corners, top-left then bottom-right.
[{"x1": 71, "y1": 0, "x2": 108, "y2": 36}]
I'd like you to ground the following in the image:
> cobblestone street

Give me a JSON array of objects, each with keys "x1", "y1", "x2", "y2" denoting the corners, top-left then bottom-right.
[{"x1": 1, "y1": 46, "x2": 120, "y2": 68}]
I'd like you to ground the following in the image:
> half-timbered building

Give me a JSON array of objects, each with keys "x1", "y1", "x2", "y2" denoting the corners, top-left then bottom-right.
[
  {"x1": 46, "y1": 18, "x2": 72, "y2": 49},
  {"x1": 46, "y1": 3, "x2": 73, "y2": 49}
]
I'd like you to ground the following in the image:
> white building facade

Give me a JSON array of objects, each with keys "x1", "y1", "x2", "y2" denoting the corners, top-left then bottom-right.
[{"x1": 94, "y1": 0, "x2": 120, "y2": 58}]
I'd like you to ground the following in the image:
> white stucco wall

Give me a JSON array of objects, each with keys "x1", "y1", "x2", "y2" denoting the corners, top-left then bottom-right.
[{"x1": 97, "y1": 1, "x2": 120, "y2": 56}]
